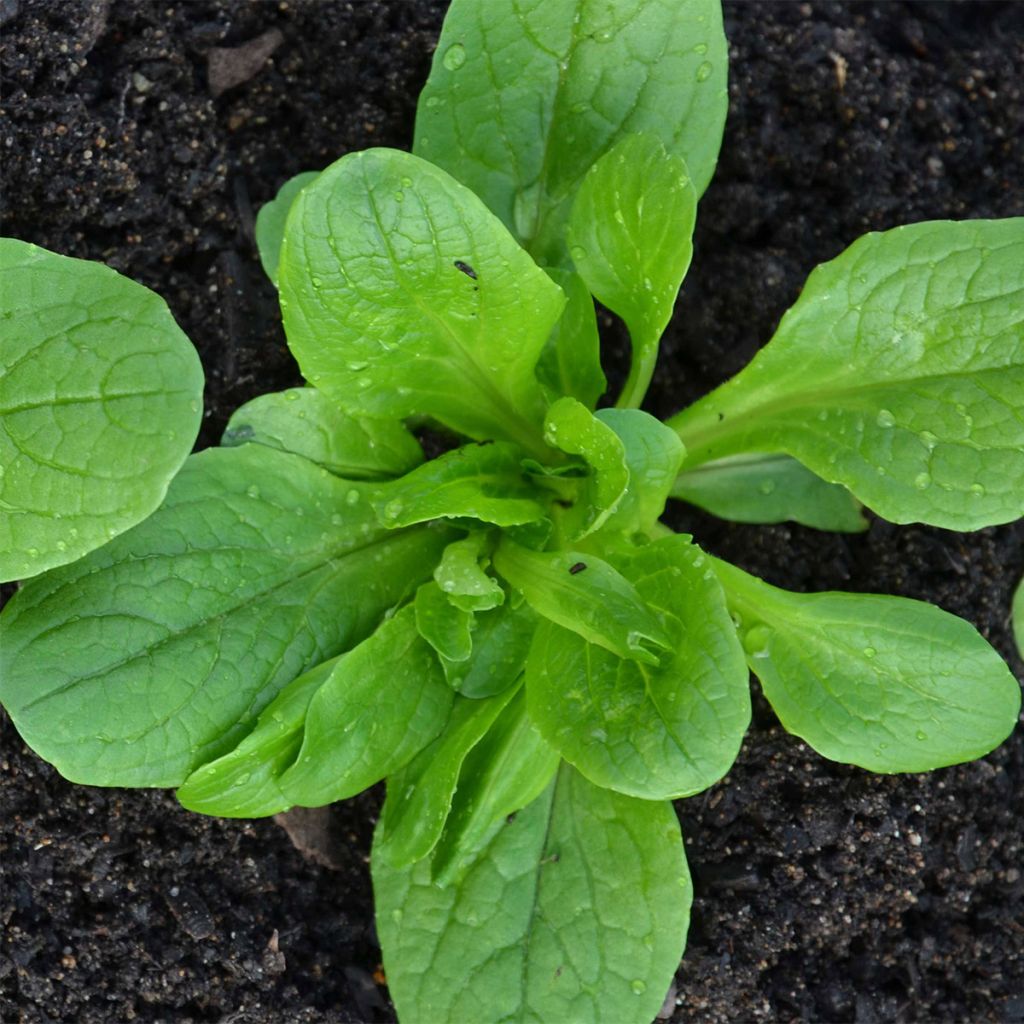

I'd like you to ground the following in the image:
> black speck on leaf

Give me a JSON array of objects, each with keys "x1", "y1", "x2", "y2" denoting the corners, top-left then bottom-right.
[
  {"x1": 569, "y1": 562, "x2": 587, "y2": 575},
  {"x1": 454, "y1": 260, "x2": 477, "y2": 279}
]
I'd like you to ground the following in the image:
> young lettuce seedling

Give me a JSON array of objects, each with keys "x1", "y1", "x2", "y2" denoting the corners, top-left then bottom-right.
[{"x1": 1, "y1": 1, "x2": 1022, "y2": 1023}]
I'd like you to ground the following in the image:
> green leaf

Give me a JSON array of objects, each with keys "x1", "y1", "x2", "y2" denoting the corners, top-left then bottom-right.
[
  {"x1": 596, "y1": 408, "x2": 688, "y2": 535},
  {"x1": 535, "y1": 268, "x2": 606, "y2": 410},
  {"x1": 440, "y1": 599, "x2": 538, "y2": 699},
  {"x1": 1014, "y1": 574, "x2": 1024, "y2": 660},
  {"x1": 176, "y1": 658, "x2": 332, "y2": 818},
  {"x1": 432, "y1": 687, "x2": 559, "y2": 886},
  {"x1": 672, "y1": 453, "x2": 868, "y2": 532},
  {"x1": 414, "y1": 0, "x2": 728, "y2": 264},
  {"x1": 526, "y1": 535, "x2": 750, "y2": 799},
  {"x1": 711, "y1": 557, "x2": 1022, "y2": 772},
  {"x1": 568, "y1": 133, "x2": 697, "y2": 408},
  {"x1": 222, "y1": 386, "x2": 423, "y2": 479},
  {"x1": 255, "y1": 170, "x2": 320, "y2": 286},
  {"x1": 669, "y1": 219, "x2": 1024, "y2": 530},
  {"x1": 544, "y1": 396, "x2": 629, "y2": 539},
  {"x1": 373, "y1": 763, "x2": 691, "y2": 1024},
  {"x1": 377, "y1": 685, "x2": 522, "y2": 868},
  {"x1": 494, "y1": 539, "x2": 672, "y2": 666},
  {"x1": 416, "y1": 580, "x2": 474, "y2": 662},
  {"x1": 0, "y1": 445, "x2": 450, "y2": 786},
  {"x1": 0, "y1": 239, "x2": 203, "y2": 582},
  {"x1": 372, "y1": 442, "x2": 548, "y2": 529},
  {"x1": 434, "y1": 532, "x2": 505, "y2": 612},
  {"x1": 279, "y1": 148, "x2": 564, "y2": 457},
  {"x1": 274, "y1": 606, "x2": 454, "y2": 806}
]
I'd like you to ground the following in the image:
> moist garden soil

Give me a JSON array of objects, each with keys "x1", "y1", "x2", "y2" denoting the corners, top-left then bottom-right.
[{"x1": 1, "y1": 1, "x2": 1022, "y2": 1021}]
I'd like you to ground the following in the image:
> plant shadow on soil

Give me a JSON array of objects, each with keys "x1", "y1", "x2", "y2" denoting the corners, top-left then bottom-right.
[{"x1": 1, "y1": 2, "x2": 1022, "y2": 1022}]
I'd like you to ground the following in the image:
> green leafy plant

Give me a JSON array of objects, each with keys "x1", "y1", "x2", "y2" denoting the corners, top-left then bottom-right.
[{"x1": 2, "y1": 1, "x2": 1022, "y2": 1022}]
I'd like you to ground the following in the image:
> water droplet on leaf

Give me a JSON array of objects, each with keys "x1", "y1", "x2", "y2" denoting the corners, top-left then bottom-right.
[
  {"x1": 696, "y1": 61, "x2": 713, "y2": 82},
  {"x1": 913, "y1": 472, "x2": 931, "y2": 490},
  {"x1": 631, "y1": 980, "x2": 647, "y2": 995},
  {"x1": 442, "y1": 43, "x2": 466, "y2": 70},
  {"x1": 875, "y1": 409, "x2": 896, "y2": 428}
]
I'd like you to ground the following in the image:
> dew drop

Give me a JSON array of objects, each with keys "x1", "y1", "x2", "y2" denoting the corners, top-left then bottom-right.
[
  {"x1": 570, "y1": 244, "x2": 587, "y2": 263},
  {"x1": 401, "y1": 176, "x2": 413, "y2": 188},
  {"x1": 969, "y1": 482, "x2": 986, "y2": 497},
  {"x1": 246, "y1": 485, "x2": 260, "y2": 499},
  {"x1": 394, "y1": 190, "x2": 404, "y2": 202},
  {"x1": 863, "y1": 646, "x2": 877, "y2": 659},
  {"x1": 913, "y1": 472, "x2": 931, "y2": 490},
  {"x1": 345, "y1": 489, "x2": 360, "y2": 506},
  {"x1": 285, "y1": 390, "x2": 300, "y2": 401},
  {"x1": 758, "y1": 479, "x2": 776, "y2": 495},
  {"x1": 391, "y1": 909, "x2": 403, "y2": 924},
  {"x1": 595, "y1": 27, "x2": 614, "y2": 42},
  {"x1": 590, "y1": 728, "x2": 608, "y2": 742},
  {"x1": 920, "y1": 430, "x2": 938, "y2": 449},
  {"x1": 425, "y1": 95, "x2": 440, "y2": 108},
  {"x1": 696, "y1": 61, "x2": 713, "y2": 82},
  {"x1": 694, "y1": 42, "x2": 708, "y2": 54},
  {"x1": 875, "y1": 409, "x2": 896, "y2": 428},
  {"x1": 311, "y1": 276, "x2": 323, "y2": 288},
  {"x1": 384, "y1": 498, "x2": 404, "y2": 521},
  {"x1": 346, "y1": 360, "x2": 369, "y2": 371},
  {"x1": 26, "y1": 547, "x2": 40, "y2": 559},
  {"x1": 613, "y1": 209, "x2": 625, "y2": 225},
  {"x1": 570, "y1": 101, "x2": 588, "y2": 114},
  {"x1": 743, "y1": 625, "x2": 771, "y2": 658},
  {"x1": 442, "y1": 43, "x2": 466, "y2": 70},
  {"x1": 916, "y1": 730, "x2": 928, "y2": 741},
  {"x1": 631, "y1": 980, "x2": 647, "y2": 995},
  {"x1": 56, "y1": 540, "x2": 67, "y2": 552}
]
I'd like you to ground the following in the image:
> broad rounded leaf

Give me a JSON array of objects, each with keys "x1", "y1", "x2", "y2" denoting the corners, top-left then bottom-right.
[
  {"x1": 279, "y1": 148, "x2": 564, "y2": 457},
  {"x1": 568, "y1": 133, "x2": 697, "y2": 408},
  {"x1": 0, "y1": 445, "x2": 449, "y2": 786},
  {"x1": 526, "y1": 535, "x2": 750, "y2": 799},
  {"x1": 670, "y1": 219, "x2": 1024, "y2": 529},
  {"x1": 0, "y1": 239, "x2": 203, "y2": 581},
  {"x1": 415, "y1": 0, "x2": 728, "y2": 264},
  {"x1": 373, "y1": 764, "x2": 691, "y2": 1024},
  {"x1": 712, "y1": 557, "x2": 1022, "y2": 772}
]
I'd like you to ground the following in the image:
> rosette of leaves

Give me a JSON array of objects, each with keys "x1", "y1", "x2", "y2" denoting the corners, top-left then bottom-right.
[{"x1": 1, "y1": 1, "x2": 1021, "y2": 1023}]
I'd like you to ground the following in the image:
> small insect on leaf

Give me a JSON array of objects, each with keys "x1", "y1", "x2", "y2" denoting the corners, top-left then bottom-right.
[
  {"x1": 568, "y1": 562, "x2": 587, "y2": 575},
  {"x1": 454, "y1": 260, "x2": 477, "y2": 279}
]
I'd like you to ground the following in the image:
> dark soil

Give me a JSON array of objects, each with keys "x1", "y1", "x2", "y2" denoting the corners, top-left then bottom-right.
[{"x1": 2, "y1": 2, "x2": 1022, "y2": 1022}]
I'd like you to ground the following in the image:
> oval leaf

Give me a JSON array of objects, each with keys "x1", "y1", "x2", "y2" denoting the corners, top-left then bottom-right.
[
  {"x1": 279, "y1": 148, "x2": 563, "y2": 456},
  {"x1": 670, "y1": 219, "x2": 1024, "y2": 530},
  {"x1": 0, "y1": 445, "x2": 449, "y2": 786},
  {"x1": 526, "y1": 535, "x2": 750, "y2": 799},
  {"x1": 568, "y1": 133, "x2": 697, "y2": 408},
  {"x1": 0, "y1": 239, "x2": 203, "y2": 581},
  {"x1": 712, "y1": 557, "x2": 1022, "y2": 772},
  {"x1": 414, "y1": 0, "x2": 728, "y2": 263},
  {"x1": 373, "y1": 763, "x2": 691, "y2": 1024}
]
